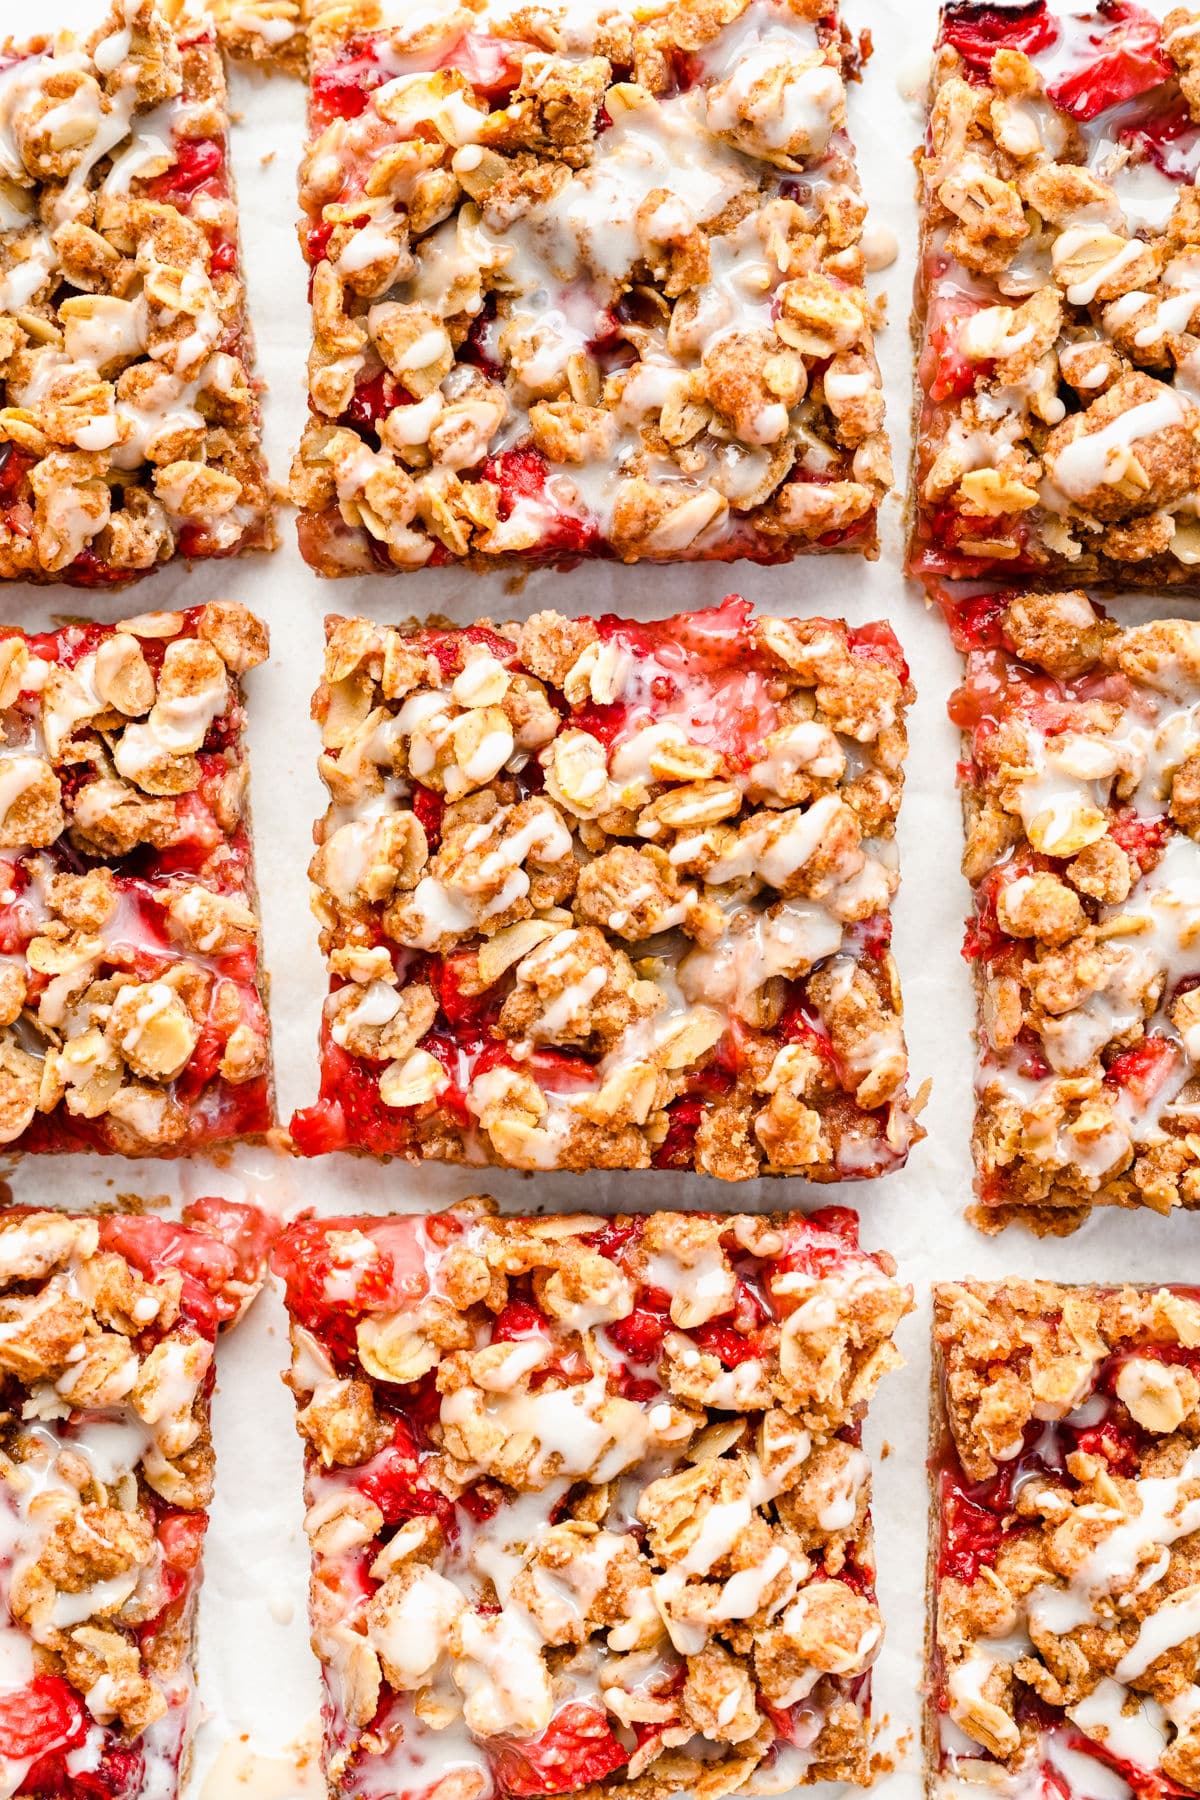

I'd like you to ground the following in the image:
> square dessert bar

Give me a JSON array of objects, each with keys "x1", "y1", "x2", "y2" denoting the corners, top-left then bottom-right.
[
  {"x1": 931, "y1": 1279, "x2": 1200, "y2": 1800},
  {"x1": 0, "y1": 601, "x2": 272, "y2": 1156},
  {"x1": 0, "y1": 0, "x2": 273, "y2": 586},
  {"x1": 290, "y1": 598, "x2": 921, "y2": 1177},
  {"x1": 948, "y1": 588, "x2": 1200, "y2": 1232},
  {"x1": 274, "y1": 1202, "x2": 912, "y2": 1797},
  {"x1": 0, "y1": 1199, "x2": 272, "y2": 1800},
  {"x1": 911, "y1": 0, "x2": 1200, "y2": 591},
  {"x1": 290, "y1": 0, "x2": 891, "y2": 573}
]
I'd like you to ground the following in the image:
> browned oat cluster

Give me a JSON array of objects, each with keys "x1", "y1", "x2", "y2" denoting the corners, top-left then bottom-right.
[
  {"x1": 0, "y1": 601, "x2": 272, "y2": 1156},
  {"x1": 912, "y1": 2, "x2": 1200, "y2": 589},
  {"x1": 946, "y1": 588, "x2": 1200, "y2": 1232},
  {"x1": 291, "y1": 0, "x2": 891, "y2": 573},
  {"x1": 275, "y1": 1203, "x2": 912, "y2": 1797},
  {"x1": 204, "y1": 0, "x2": 307, "y2": 71},
  {"x1": 0, "y1": 1200, "x2": 271, "y2": 1797},
  {"x1": 932, "y1": 1279, "x2": 1200, "y2": 1800},
  {"x1": 290, "y1": 600, "x2": 922, "y2": 1178},
  {"x1": 0, "y1": 0, "x2": 273, "y2": 585}
]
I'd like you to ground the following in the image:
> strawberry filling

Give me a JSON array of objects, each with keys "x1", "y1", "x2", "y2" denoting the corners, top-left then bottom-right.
[
  {"x1": 1044, "y1": 1, "x2": 1171, "y2": 122},
  {"x1": 492, "y1": 1705, "x2": 629, "y2": 1796},
  {"x1": 938, "y1": 0, "x2": 1059, "y2": 72}
]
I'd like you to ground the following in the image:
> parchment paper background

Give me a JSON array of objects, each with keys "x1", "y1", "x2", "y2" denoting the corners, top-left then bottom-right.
[{"x1": 16, "y1": 3, "x2": 1198, "y2": 1793}]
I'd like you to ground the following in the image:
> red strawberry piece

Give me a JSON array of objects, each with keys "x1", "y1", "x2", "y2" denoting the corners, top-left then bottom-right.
[
  {"x1": 492, "y1": 1300, "x2": 552, "y2": 1341},
  {"x1": 690, "y1": 1322, "x2": 764, "y2": 1368},
  {"x1": 848, "y1": 621, "x2": 909, "y2": 683},
  {"x1": 936, "y1": 1468, "x2": 1007, "y2": 1584},
  {"x1": 410, "y1": 784, "x2": 444, "y2": 848},
  {"x1": 0, "y1": 1677, "x2": 86, "y2": 1761},
  {"x1": 939, "y1": 1, "x2": 1058, "y2": 73},
  {"x1": 146, "y1": 136, "x2": 223, "y2": 200},
  {"x1": 492, "y1": 1704, "x2": 630, "y2": 1796},
  {"x1": 0, "y1": 443, "x2": 34, "y2": 505},
  {"x1": 1046, "y1": 1, "x2": 1171, "y2": 121},
  {"x1": 438, "y1": 31, "x2": 524, "y2": 97},
  {"x1": 311, "y1": 36, "x2": 385, "y2": 120},
  {"x1": 1109, "y1": 811, "x2": 1168, "y2": 876},
  {"x1": 608, "y1": 1307, "x2": 668, "y2": 1363},
  {"x1": 1104, "y1": 1034, "x2": 1180, "y2": 1108}
]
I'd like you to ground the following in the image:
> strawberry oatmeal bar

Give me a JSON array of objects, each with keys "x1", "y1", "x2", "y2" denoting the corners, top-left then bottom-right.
[
  {"x1": 0, "y1": 0, "x2": 273, "y2": 586},
  {"x1": 911, "y1": 0, "x2": 1200, "y2": 591},
  {"x1": 931, "y1": 1279, "x2": 1200, "y2": 1800},
  {"x1": 274, "y1": 1201, "x2": 911, "y2": 1797},
  {"x1": 289, "y1": 0, "x2": 891, "y2": 573},
  {"x1": 947, "y1": 588, "x2": 1200, "y2": 1232},
  {"x1": 0, "y1": 1198, "x2": 272, "y2": 1800},
  {"x1": 289, "y1": 599, "x2": 921, "y2": 1178},
  {"x1": 0, "y1": 601, "x2": 272, "y2": 1156}
]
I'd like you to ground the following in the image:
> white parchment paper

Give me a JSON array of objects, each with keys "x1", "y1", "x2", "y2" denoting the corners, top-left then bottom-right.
[{"x1": 14, "y1": 2, "x2": 1200, "y2": 1793}]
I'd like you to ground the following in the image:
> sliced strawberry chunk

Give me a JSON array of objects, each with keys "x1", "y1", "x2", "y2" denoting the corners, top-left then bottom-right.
[
  {"x1": 0, "y1": 1676, "x2": 85, "y2": 1761},
  {"x1": 939, "y1": 1, "x2": 1058, "y2": 73},
  {"x1": 1105, "y1": 1034, "x2": 1180, "y2": 1108},
  {"x1": 492, "y1": 1703, "x2": 630, "y2": 1796},
  {"x1": 1046, "y1": 2, "x2": 1171, "y2": 122}
]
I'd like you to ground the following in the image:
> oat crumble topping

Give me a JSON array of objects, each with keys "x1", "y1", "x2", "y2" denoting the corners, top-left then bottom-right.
[
  {"x1": 0, "y1": 1199, "x2": 272, "y2": 1799},
  {"x1": 290, "y1": 0, "x2": 891, "y2": 573},
  {"x1": 932, "y1": 1279, "x2": 1200, "y2": 1800},
  {"x1": 0, "y1": 0, "x2": 273, "y2": 586},
  {"x1": 0, "y1": 601, "x2": 272, "y2": 1156},
  {"x1": 912, "y1": 1, "x2": 1200, "y2": 590},
  {"x1": 275, "y1": 1201, "x2": 912, "y2": 1797},
  {"x1": 948, "y1": 589, "x2": 1200, "y2": 1231},
  {"x1": 290, "y1": 599, "x2": 921, "y2": 1178}
]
